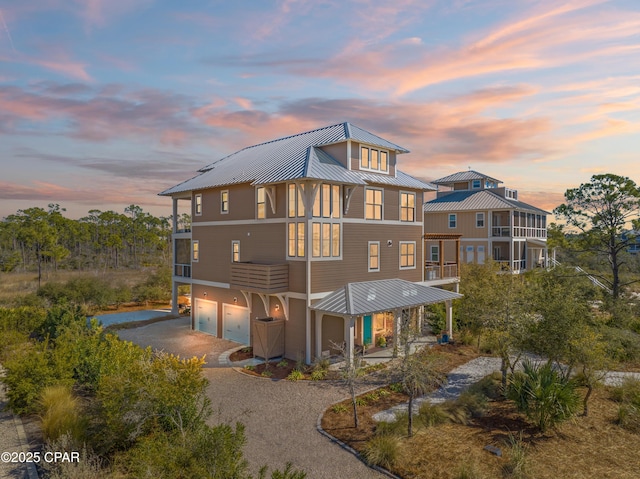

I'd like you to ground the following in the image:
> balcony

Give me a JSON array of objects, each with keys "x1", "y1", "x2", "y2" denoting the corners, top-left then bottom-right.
[
  {"x1": 230, "y1": 262, "x2": 289, "y2": 293},
  {"x1": 425, "y1": 262, "x2": 458, "y2": 281},
  {"x1": 175, "y1": 263, "x2": 191, "y2": 278}
]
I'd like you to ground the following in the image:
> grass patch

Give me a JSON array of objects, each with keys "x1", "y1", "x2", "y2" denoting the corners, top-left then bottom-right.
[{"x1": 362, "y1": 435, "x2": 400, "y2": 469}]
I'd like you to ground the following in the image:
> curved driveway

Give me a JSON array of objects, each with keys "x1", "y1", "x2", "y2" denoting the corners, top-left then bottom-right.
[{"x1": 118, "y1": 317, "x2": 384, "y2": 478}]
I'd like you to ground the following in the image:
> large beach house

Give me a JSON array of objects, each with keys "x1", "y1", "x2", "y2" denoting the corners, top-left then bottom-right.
[{"x1": 160, "y1": 123, "x2": 461, "y2": 363}]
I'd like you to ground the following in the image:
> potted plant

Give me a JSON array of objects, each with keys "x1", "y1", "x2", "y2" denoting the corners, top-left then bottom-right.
[{"x1": 376, "y1": 335, "x2": 387, "y2": 348}]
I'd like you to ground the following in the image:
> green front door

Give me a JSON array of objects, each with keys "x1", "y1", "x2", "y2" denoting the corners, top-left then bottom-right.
[{"x1": 363, "y1": 315, "x2": 373, "y2": 346}]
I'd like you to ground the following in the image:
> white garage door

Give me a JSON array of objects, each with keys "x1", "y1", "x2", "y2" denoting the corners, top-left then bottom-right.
[
  {"x1": 223, "y1": 304, "x2": 250, "y2": 345},
  {"x1": 195, "y1": 299, "x2": 217, "y2": 336}
]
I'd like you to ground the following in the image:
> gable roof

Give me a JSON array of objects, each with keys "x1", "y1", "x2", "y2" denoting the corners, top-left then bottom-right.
[
  {"x1": 311, "y1": 279, "x2": 462, "y2": 316},
  {"x1": 160, "y1": 122, "x2": 432, "y2": 196},
  {"x1": 423, "y1": 190, "x2": 549, "y2": 214},
  {"x1": 433, "y1": 170, "x2": 502, "y2": 185}
]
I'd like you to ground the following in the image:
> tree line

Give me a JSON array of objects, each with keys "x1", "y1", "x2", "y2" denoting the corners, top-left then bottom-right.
[{"x1": 0, "y1": 204, "x2": 185, "y2": 285}]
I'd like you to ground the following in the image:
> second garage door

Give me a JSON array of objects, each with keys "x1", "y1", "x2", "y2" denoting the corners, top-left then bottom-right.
[{"x1": 223, "y1": 304, "x2": 250, "y2": 345}]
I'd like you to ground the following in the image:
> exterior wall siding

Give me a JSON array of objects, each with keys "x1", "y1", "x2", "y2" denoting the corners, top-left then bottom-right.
[{"x1": 424, "y1": 210, "x2": 488, "y2": 238}]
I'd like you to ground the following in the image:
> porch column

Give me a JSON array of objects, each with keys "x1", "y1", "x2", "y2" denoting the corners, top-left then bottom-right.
[
  {"x1": 172, "y1": 197, "x2": 178, "y2": 233},
  {"x1": 455, "y1": 238, "x2": 460, "y2": 277},
  {"x1": 344, "y1": 315, "x2": 355, "y2": 364},
  {"x1": 393, "y1": 308, "x2": 401, "y2": 358},
  {"x1": 510, "y1": 240, "x2": 514, "y2": 271},
  {"x1": 315, "y1": 312, "x2": 323, "y2": 360},
  {"x1": 171, "y1": 281, "x2": 179, "y2": 315},
  {"x1": 439, "y1": 239, "x2": 445, "y2": 279},
  {"x1": 445, "y1": 299, "x2": 453, "y2": 339}
]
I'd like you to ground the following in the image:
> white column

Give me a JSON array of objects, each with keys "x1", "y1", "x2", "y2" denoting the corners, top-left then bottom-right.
[
  {"x1": 446, "y1": 299, "x2": 453, "y2": 339},
  {"x1": 315, "y1": 312, "x2": 323, "y2": 360},
  {"x1": 344, "y1": 315, "x2": 355, "y2": 364}
]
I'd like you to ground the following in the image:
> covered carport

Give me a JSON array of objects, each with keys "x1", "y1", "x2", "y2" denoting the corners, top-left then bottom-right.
[{"x1": 311, "y1": 278, "x2": 462, "y2": 363}]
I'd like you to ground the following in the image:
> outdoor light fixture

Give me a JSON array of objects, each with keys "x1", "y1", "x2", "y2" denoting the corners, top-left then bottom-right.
[
  {"x1": 203, "y1": 292, "x2": 207, "y2": 297},
  {"x1": 387, "y1": 240, "x2": 393, "y2": 247},
  {"x1": 233, "y1": 297, "x2": 238, "y2": 303},
  {"x1": 275, "y1": 304, "x2": 280, "y2": 311}
]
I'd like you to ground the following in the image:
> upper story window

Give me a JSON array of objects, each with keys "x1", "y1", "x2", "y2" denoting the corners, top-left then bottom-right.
[
  {"x1": 192, "y1": 240, "x2": 199, "y2": 262},
  {"x1": 399, "y1": 241, "x2": 416, "y2": 269},
  {"x1": 312, "y1": 222, "x2": 341, "y2": 258},
  {"x1": 368, "y1": 241, "x2": 380, "y2": 272},
  {"x1": 313, "y1": 184, "x2": 341, "y2": 218},
  {"x1": 195, "y1": 194, "x2": 202, "y2": 216},
  {"x1": 476, "y1": 212, "x2": 485, "y2": 228},
  {"x1": 472, "y1": 180, "x2": 481, "y2": 189},
  {"x1": 448, "y1": 213, "x2": 457, "y2": 228},
  {"x1": 257, "y1": 187, "x2": 266, "y2": 219},
  {"x1": 360, "y1": 146, "x2": 389, "y2": 173},
  {"x1": 365, "y1": 188, "x2": 383, "y2": 220},
  {"x1": 288, "y1": 184, "x2": 305, "y2": 218},
  {"x1": 221, "y1": 190, "x2": 229, "y2": 214},
  {"x1": 430, "y1": 245, "x2": 439, "y2": 262},
  {"x1": 400, "y1": 192, "x2": 416, "y2": 222},
  {"x1": 288, "y1": 222, "x2": 305, "y2": 258},
  {"x1": 231, "y1": 240, "x2": 240, "y2": 262}
]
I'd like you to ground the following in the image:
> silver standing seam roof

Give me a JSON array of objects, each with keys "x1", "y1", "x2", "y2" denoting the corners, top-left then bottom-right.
[
  {"x1": 311, "y1": 279, "x2": 462, "y2": 316},
  {"x1": 159, "y1": 122, "x2": 434, "y2": 196},
  {"x1": 433, "y1": 170, "x2": 502, "y2": 185},
  {"x1": 423, "y1": 190, "x2": 549, "y2": 215}
]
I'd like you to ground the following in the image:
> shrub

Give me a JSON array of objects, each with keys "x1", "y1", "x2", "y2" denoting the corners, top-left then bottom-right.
[
  {"x1": 375, "y1": 412, "x2": 409, "y2": 437},
  {"x1": 310, "y1": 369, "x2": 326, "y2": 381},
  {"x1": 277, "y1": 359, "x2": 288, "y2": 368},
  {"x1": 611, "y1": 379, "x2": 640, "y2": 433},
  {"x1": 261, "y1": 370, "x2": 273, "y2": 378},
  {"x1": 455, "y1": 391, "x2": 488, "y2": 418},
  {"x1": 418, "y1": 402, "x2": 449, "y2": 427},
  {"x1": 618, "y1": 404, "x2": 640, "y2": 433},
  {"x1": 388, "y1": 382, "x2": 403, "y2": 393},
  {"x1": 507, "y1": 360, "x2": 580, "y2": 432},
  {"x1": 331, "y1": 404, "x2": 348, "y2": 414},
  {"x1": 601, "y1": 326, "x2": 640, "y2": 363},
  {"x1": 467, "y1": 372, "x2": 503, "y2": 400},
  {"x1": 40, "y1": 385, "x2": 86, "y2": 444},
  {"x1": 502, "y1": 432, "x2": 529, "y2": 479},
  {"x1": 287, "y1": 370, "x2": 304, "y2": 381},
  {"x1": 44, "y1": 436, "x2": 104, "y2": 479},
  {"x1": 362, "y1": 435, "x2": 400, "y2": 469}
]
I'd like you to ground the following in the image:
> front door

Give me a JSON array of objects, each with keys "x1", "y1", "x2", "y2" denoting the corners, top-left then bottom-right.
[
  {"x1": 195, "y1": 299, "x2": 217, "y2": 336},
  {"x1": 363, "y1": 315, "x2": 373, "y2": 346}
]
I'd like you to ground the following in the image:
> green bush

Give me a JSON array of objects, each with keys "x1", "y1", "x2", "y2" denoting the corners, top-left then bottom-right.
[
  {"x1": 310, "y1": 369, "x2": 326, "y2": 381},
  {"x1": 502, "y1": 432, "x2": 530, "y2": 479},
  {"x1": 600, "y1": 326, "x2": 640, "y2": 363},
  {"x1": 362, "y1": 435, "x2": 400, "y2": 469},
  {"x1": 467, "y1": 372, "x2": 503, "y2": 400},
  {"x1": 507, "y1": 360, "x2": 580, "y2": 432},
  {"x1": 375, "y1": 412, "x2": 409, "y2": 436},
  {"x1": 611, "y1": 379, "x2": 640, "y2": 433},
  {"x1": 455, "y1": 391, "x2": 489, "y2": 418},
  {"x1": 287, "y1": 370, "x2": 304, "y2": 381}
]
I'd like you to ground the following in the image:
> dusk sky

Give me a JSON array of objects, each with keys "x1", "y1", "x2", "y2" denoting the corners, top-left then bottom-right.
[{"x1": 1, "y1": 0, "x2": 639, "y2": 220}]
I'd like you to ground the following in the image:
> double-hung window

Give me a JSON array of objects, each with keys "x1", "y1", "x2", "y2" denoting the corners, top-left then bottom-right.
[
  {"x1": 368, "y1": 241, "x2": 380, "y2": 272},
  {"x1": 448, "y1": 214, "x2": 457, "y2": 228},
  {"x1": 231, "y1": 240, "x2": 240, "y2": 263},
  {"x1": 221, "y1": 190, "x2": 229, "y2": 214},
  {"x1": 476, "y1": 212, "x2": 484, "y2": 228},
  {"x1": 430, "y1": 245, "x2": 439, "y2": 262},
  {"x1": 192, "y1": 240, "x2": 199, "y2": 262},
  {"x1": 360, "y1": 146, "x2": 389, "y2": 173},
  {"x1": 399, "y1": 241, "x2": 416, "y2": 269},
  {"x1": 288, "y1": 223, "x2": 305, "y2": 258},
  {"x1": 365, "y1": 188, "x2": 383, "y2": 220},
  {"x1": 195, "y1": 194, "x2": 202, "y2": 216},
  {"x1": 257, "y1": 187, "x2": 266, "y2": 219},
  {"x1": 400, "y1": 192, "x2": 416, "y2": 222},
  {"x1": 309, "y1": 183, "x2": 341, "y2": 259}
]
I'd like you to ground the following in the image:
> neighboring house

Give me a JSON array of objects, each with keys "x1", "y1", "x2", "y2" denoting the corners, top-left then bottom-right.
[
  {"x1": 423, "y1": 170, "x2": 549, "y2": 273},
  {"x1": 160, "y1": 123, "x2": 461, "y2": 363},
  {"x1": 622, "y1": 230, "x2": 640, "y2": 254}
]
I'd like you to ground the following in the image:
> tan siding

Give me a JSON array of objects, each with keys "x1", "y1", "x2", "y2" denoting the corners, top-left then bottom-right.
[
  {"x1": 285, "y1": 298, "x2": 307, "y2": 359},
  {"x1": 319, "y1": 314, "x2": 343, "y2": 355},
  {"x1": 311, "y1": 223, "x2": 423, "y2": 293},
  {"x1": 288, "y1": 261, "x2": 307, "y2": 294},
  {"x1": 192, "y1": 223, "x2": 287, "y2": 283},
  {"x1": 350, "y1": 141, "x2": 398, "y2": 176},
  {"x1": 319, "y1": 143, "x2": 348, "y2": 168},
  {"x1": 344, "y1": 186, "x2": 364, "y2": 219},
  {"x1": 425, "y1": 211, "x2": 488, "y2": 238},
  {"x1": 384, "y1": 187, "x2": 399, "y2": 221}
]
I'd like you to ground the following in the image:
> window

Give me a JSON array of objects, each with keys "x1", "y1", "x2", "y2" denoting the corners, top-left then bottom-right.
[
  {"x1": 368, "y1": 241, "x2": 380, "y2": 272},
  {"x1": 288, "y1": 222, "x2": 306, "y2": 257},
  {"x1": 476, "y1": 212, "x2": 485, "y2": 228},
  {"x1": 400, "y1": 192, "x2": 416, "y2": 222},
  {"x1": 195, "y1": 194, "x2": 202, "y2": 216},
  {"x1": 221, "y1": 190, "x2": 229, "y2": 214},
  {"x1": 312, "y1": 184, "x2": 341, "y2": 218},
  {"x1": 360, "y1": 146, "x2": 389, "y2": 173},
  {"x1": 448, "y1": 213, "x2": 457, "y2": 228},
  {"x1": 472, "y1": 179, "x2": 481, "y2": 189},
  {"x1": 312, "y1": 222, "x2": 340, "y2": 258},
  {"x1": 257, "y1": 187, "x2": 266, "y2": 219},
  {"x1": 430, "y1": 245, "x2": 439, "y2": 262},
  {"x1": 231, "y1": 240, "x2": 240, "y2": 263},
  {"x1": 288, "y1": 184, "x2": 305, "y2": 218},
  {"x1": 365, "y1": 188, "x2": 383, "y2": 220},
  {"x1": 192, "y1": 240, "x2": 199, "y2": 262},
  {"x1": 399, "y1": 242, "x2": 416, "y2": 269}
]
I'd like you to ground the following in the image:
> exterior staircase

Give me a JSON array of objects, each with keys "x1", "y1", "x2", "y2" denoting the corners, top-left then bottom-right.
[{"x1": 550, "y1": 258, "x2": 613, "y2": 294}]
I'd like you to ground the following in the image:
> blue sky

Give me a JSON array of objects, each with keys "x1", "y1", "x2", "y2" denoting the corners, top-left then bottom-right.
[{"x1": 1, "y1": 0, "x2": 639, "y2": 219}]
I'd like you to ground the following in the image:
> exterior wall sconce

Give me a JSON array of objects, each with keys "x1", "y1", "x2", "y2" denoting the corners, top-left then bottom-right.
[
  {"x1": 233, "y1": 297, "x2": 238, "y2": 303},
  {"x1": 275, "y1": 304, "x2": 280, "y2": 311},
  {"x1": 203, "y1": 292, "x2": 208, "y2": 297}
]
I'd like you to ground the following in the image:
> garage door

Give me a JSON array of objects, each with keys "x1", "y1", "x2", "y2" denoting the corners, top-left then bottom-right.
[
  {"x1": 223, "y1": 304, "x2": 250, "y2": 345},
  {"x1": 195, "y1": 299, "x2": 217, "y2": 336}
]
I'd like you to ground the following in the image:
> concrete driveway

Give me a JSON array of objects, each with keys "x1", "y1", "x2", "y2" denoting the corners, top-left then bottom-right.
[{"x1": 117, "y1": 316, "x2": 385, "y2": 478}]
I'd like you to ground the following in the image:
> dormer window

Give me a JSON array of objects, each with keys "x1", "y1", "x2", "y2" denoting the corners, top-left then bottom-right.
[
  {"x1": 472, "y1": 180, "x2": 481, "y2": 189},
  {"x1": 360, "y1": 146, "x2": 389, "y2": 173}
]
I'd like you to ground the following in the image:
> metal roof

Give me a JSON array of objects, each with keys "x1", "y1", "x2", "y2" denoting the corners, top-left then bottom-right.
[
  {"x1": 159, "y1": 122, "x2": 427, "y2": 196},
  {"x1": 432, "y1": 170, "x2": 502, "y2": 185},
  {"x1": 311, "y1": 279, "x2": 462, "y2": 316},
  {"x1": 423, "y1": 190, "x2": 549, "y2": 215}
]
